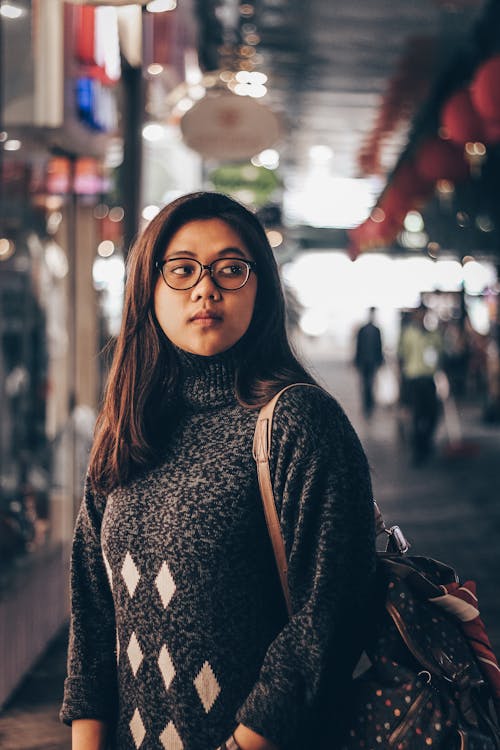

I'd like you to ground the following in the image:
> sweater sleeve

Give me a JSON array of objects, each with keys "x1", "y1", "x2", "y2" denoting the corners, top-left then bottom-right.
[
  {"x1": 60, "y1": 477, "x2": 118, "y2": 725},
  {"x1": 236, "y1": 387, "x2": 376, "y2": 748}
]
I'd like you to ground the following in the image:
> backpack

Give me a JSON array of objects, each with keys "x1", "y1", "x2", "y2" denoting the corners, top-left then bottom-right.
[{"x1": 253, "y1": 384, "x2": 500, "y2": 750}]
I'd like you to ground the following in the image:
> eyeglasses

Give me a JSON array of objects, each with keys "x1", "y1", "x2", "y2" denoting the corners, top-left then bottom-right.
[{"x1": 156, "y1": 257, "x2": 256, "y2": 291}]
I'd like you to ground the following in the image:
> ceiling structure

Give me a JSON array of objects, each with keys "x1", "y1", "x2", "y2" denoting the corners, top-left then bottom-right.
[{"x1": 193, "y1": 0, "x2": 497, "y2": 241}]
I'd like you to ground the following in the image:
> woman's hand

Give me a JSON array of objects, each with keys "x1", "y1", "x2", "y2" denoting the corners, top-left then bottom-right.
[
  {"x1": 232, "y1": 724, "x2": 279, "y2": 750},
  {"x1": 72, "y1": 719, "x2": 108, "y2": 750}
]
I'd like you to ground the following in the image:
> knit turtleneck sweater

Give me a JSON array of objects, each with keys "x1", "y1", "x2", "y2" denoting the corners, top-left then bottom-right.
[{"x1": 61, "y1": 348, "x2": 376, "y2": 750}]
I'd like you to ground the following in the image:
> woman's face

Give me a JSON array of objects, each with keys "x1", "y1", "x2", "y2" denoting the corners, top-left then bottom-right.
[{"x1": 154, "y1": 218, "x2": 258, "y2": 356}]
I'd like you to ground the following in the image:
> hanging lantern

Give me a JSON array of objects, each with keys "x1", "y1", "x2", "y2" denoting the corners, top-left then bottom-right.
[
  {"x1": 470, "y1": 54, "x2": 500, "y2": 122},
  {"x1": 441, "y1": 89, "x2": 485, "y2": 145},
  {"x1": 415, "y1": 137, "x2": 469, "y2": 183},
  {"x1": 484, "y1": 120, "x2": 500, "y2": 143},
  {"x1": 380, "y1": 161, "x2": 433, "y2": 221}
]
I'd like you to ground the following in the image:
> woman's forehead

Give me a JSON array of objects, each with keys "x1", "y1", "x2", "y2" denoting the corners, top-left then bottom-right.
[{"x1": 164, "y1": 218, "x2": 251, "y2": 257}]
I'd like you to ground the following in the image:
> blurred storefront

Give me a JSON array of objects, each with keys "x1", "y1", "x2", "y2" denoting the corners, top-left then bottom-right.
[{"x1": 0, "y1": 0, "x2": 130, "y2": 706}]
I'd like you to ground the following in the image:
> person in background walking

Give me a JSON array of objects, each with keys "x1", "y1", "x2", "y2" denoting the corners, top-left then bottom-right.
[
  {"x1": 398, "y1": 304, "x2": 443, "y2": 465},
  {"x1": 354, "y1": 307, "x2": 384, "y2": 418}
]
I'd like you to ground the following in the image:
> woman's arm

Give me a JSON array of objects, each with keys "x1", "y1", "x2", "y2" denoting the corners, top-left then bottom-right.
[
  {"x1": 60, "y1": 479, "x2": 118, "y2": 726},
  {"x1": 72, "y1": 719, "x2": 108, "y2": 750},
  {"x1": 235, "y1": 387, "x2": 376, "y2": 749}
]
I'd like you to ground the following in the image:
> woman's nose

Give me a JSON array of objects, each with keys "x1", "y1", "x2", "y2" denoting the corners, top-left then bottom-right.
[{"x1": 190, "y1": 269, "x2": 222, "y2": 301}]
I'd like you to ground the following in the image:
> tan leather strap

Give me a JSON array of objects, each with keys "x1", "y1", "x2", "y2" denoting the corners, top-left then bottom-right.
[
  {"x1": 252, "y1": 383, "x2": 318, "y2": 617},
  {"x1": 252, "y1": 382, "x2": 389, "y2": 618}
]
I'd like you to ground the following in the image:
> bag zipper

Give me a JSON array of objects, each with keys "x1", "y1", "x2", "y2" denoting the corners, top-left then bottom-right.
[
  {"x1": 388, "y1": 688, "x2": 431, "y2": 746},
  {"x1": 386, "y1": 601, "x2": 442, "y2": 677}
]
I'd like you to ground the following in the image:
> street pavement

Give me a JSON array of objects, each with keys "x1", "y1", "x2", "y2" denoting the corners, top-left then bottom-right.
[{"x1": 1, "y1": 358, "x2": 499, "y2": 749}]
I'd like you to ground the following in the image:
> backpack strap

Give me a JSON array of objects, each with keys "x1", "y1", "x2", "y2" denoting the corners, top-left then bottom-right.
[{"x1": 252, "y1": 382, "x2": 400, "y2": 618}]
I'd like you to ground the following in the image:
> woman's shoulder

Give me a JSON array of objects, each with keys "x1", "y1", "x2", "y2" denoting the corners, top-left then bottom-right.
[
  {"x1": 271, "y1": 382, "x2": 352, "y2": 449},
  {"x1": 273, "y1": 381, "x2": 344, "y2": 414}
]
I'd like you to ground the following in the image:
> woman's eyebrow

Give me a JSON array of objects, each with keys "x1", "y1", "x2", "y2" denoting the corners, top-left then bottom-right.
[{"x1": 165, "y1": 247, "x2": 248, "y2": 259}]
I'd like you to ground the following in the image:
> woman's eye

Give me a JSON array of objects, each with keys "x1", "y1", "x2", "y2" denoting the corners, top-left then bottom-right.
[
  {"x1": 219, "y1": 262, "x2": 245, "y2": 276},
  {"x1": 169, "y1": 263, "x2": 195, "y2": 276}
]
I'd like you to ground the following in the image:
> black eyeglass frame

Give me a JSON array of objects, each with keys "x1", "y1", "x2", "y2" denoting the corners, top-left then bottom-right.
[{"x1": 155, "y1": 257, "x2": 257, "y2": 291}]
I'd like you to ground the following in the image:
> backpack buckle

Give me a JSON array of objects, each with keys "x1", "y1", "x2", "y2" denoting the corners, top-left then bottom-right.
[{"x1": 385, "y1": 525, "x2": 410, "y2": 554}]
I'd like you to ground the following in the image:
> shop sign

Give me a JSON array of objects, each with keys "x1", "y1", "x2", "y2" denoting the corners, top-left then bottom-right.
[
  {"x1": 180, "y1": 93, "x2": 282, "y2": 161},
  {"x1": 75, "y1": 6, "x2": 121, "y2": 84}
]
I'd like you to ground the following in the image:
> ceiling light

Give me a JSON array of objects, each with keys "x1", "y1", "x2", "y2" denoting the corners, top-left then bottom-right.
[
  {"x1": 266, "y1": 230, "x2": 283, "y2": 248},
  {"x1": 427, "y1": 242, "x2": 440, "y2": 258},
  {"x1": 0, "y1": 4, "x2": 25, "y2": 19},
  {"x1": 142, "y1": 205, "x2": 160, "y2": 221},
  {"x1": 251, "y1": 71, "x2": 267, "y2": 84},
  {"x1": 176, "y1": 98, "x2": 194, "y2": 112},
  {"x1": 236, "y1": 71, "x2": 253, "y2": 84},
  {"x1": 251, "y1": 148, "x2": 279, "y2": 169},
  {"x1": 148, "y1": 63, "x2": 164, "y2": 76},
  {"x1": 142, "y1": 123, "x2": 165, "y2": 142},
  {"x1": 476, "y1": 214, "x2": 494, "y2": 232},
  {"x1": 94, "y1": 204, "x2": 109, "y2": 220},
  {"x1": 98, "y1": 241, "x2": 115, "y2": 258},
  {"x1": 3, "y1": 139, "x2": 21, "y2": 151},
  {"x1": 246, "y1": 84, "x2": 267, "y2": 98},
  {"x1": 240, "y1": 4, "x2": 254, "y2": 17},
  {"x1": 233, "y1": 82, "x2": 267, "y2": 98},
  {"x1": 146, "y1": 0, "x2": 177, "y2": 12},
  {"x1": 0, "y1": 238, "x2": 15, "y2": 261},
  {"x1": 188, "y1": 85, "x2": 205, "y2": 101},
  {"x1": 403, "y1": 211, "x2": 424, "y2": 233},
  {"x1": 109, "y1": 206, "x2": 125, "y2": 222},
  {"x1": 235, "y1": 70, "x2": 268, "y2": 85},
  {"x1": 370, "y1": 207, "x2": 386, "y2": 223}
]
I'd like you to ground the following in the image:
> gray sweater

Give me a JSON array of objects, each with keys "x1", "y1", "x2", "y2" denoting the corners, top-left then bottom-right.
[{"x1": 61, "y1": 349, "x2": 376, "y2": 750}]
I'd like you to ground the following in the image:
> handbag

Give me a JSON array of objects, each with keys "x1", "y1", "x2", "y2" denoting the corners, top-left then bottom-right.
[{"x1": 253, "y1": 384, "x2": 500, "y2": 750}]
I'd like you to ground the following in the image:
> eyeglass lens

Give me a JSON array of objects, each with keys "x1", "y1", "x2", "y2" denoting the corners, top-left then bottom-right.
[{"x1": 162, "y1": 258, "x2": 251, "y2": 290}]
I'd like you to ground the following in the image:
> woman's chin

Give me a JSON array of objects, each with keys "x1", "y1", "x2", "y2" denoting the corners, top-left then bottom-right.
[{"x1": 177, "y1": 335, "x2": 234, "y2": 357}]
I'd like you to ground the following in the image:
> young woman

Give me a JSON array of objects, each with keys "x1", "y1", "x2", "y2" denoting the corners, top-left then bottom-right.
[{"x1": 60, "y1": 192, "x2": 376, "y2": 750}]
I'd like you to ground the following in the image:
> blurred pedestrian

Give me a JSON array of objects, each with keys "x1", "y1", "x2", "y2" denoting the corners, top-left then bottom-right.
[
  {"x1": 442, "y1": 319, "x2": 470, "y2": 398},
  {"x1": 354, "y1": 307, "x2": 384, "y2": 417},
  {"x1": 60, "y1": 192, "x2": 376, "y2": 750},
  {"x1": 398, "y1": 304, "x2": 442, "y2": 465}
]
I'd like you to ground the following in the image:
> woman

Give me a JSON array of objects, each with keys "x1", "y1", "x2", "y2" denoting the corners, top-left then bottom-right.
[{"x1": 61, "y1": 192, "x2": 376, "y2": 750}]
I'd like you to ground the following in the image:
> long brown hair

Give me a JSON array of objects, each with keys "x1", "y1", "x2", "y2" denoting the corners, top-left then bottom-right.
[{"x1": 88, "y1": 192, "x2": 315, "y2": 493}]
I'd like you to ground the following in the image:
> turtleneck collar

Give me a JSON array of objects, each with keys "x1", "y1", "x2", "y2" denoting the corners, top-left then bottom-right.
[{"x1": 175, "y1": 345, "x2": 240, "y2": 410}]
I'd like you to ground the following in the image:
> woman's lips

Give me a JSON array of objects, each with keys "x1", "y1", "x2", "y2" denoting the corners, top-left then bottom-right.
[{"x1": 190, "y1": 311, "x2": 223, "y2": 326}]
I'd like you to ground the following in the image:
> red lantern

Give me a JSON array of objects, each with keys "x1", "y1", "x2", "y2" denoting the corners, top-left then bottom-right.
[
  {"x1": 379, "y1": 186, "x2": 409, "y2": 223},
  {"x1": 441, "y1": 89, "x2": 485, "y2": 145},
  {"x1": 415, "y1": 137, "x2": 469, "y2": 183},
  {"x1": 379, "y1": 162, "x2": 433, "y2": 221},
  {"x1": 470, "y1": 55, "x2": 500, "y2": 122},
  {"x1": 484, "y1": 119, "x2": 500, "y2": 143}
]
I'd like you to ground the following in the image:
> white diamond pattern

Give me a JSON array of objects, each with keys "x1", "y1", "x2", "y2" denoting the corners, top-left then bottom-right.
[
  {"x1": 159, "y1": 721, "x2": 184, "y2": 750},
  {"x1": 155, "y1": 562, "x2": 176, "y2": 609},
  {"x1": 130, "y1": 708, "x2": 146, "y2": 749},
  {"x1": 102, "y1": 551, "x2": 113, "y2": 589},
  {"x1": 127, "y1": 632, "x2": 143, "y2": 677},
  {"x1": 158, "y1": 644, "x2": 176, "y2": 691},
  {"x1": 121, "y1": 551, "x2": 140, "y2": 597},
  {"x1": 193, "y1": 661, "x2": 221, "y2": 713}
]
